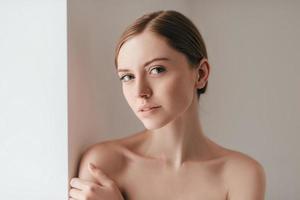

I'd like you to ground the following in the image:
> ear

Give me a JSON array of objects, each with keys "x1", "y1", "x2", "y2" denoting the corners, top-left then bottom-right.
[{"x1": 195, "y1": 58, "x2": 210, "y2": 89}]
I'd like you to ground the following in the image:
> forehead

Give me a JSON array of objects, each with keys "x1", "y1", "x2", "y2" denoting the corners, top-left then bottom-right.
[{"x1": 117, "y1": 31, "x2": 183, "y2": 69}]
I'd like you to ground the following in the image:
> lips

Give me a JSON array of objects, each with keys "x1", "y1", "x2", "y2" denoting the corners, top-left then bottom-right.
[{"x1": 138, "y1": 105, "x2": 161, "y2": 112}]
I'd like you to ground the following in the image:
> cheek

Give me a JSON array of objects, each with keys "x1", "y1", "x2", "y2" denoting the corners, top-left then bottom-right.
[
  {"x1": 122, "y1": 86, "x2": 141, "y2": 114},
  {"x1": 161, "y1": 74, "x2": 194, "y2": 107}
]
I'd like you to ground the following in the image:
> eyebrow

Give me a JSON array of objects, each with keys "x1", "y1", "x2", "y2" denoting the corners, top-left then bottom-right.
[{"x1": 117, "y1": 57, "x2": 170, "y2": 72}]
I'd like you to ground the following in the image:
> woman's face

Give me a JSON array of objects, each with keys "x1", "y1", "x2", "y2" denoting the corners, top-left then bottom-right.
[{"x1": 117, "y1": 31, "x2": 199, "y2": 130}]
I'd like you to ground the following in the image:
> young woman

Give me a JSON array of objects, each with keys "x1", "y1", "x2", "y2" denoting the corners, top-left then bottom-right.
[{"x1": 69, "y1": 10, "x2": 266, "y2": 200}]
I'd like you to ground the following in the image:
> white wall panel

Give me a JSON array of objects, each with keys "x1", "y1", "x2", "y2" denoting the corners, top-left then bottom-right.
[{"x1": 0, "y1": 1, "x2": 67, "y2": 199}]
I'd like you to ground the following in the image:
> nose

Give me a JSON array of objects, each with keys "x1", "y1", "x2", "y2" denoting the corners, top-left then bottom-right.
[{"x1": 135, "y1": 77, "x2": 152, "y2": 99}]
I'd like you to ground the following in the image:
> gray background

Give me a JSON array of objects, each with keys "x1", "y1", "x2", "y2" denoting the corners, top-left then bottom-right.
[{"x1": 68, "y1": 0, "x2": 300, "y2": 199}]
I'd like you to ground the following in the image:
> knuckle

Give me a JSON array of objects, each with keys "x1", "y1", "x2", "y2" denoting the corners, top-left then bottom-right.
[
  {"x1": 69, "y1": 188, "x2": 74, "y2": 193},
  {"x1": 69, "y1": 189, "x2": 75, "y2": 197}
]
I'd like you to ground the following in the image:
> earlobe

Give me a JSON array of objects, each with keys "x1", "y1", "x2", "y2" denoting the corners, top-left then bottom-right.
[
  {"x1": 195, "y1": 71, "x2": 204, "y2": 89},
  {"x1": 196, "y1": 76, "x2": 205, "y2": 89},
  {"x1": 196, "y1": 58, "x2": 209, "y2": 88}
]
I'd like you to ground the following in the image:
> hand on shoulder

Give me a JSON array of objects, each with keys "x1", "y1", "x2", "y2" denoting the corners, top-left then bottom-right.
[
  {"x1": 78, "y1": 141, "x2": 126, "y2": 183},
  {"x1": 69, "y1": 141, "x2": 126, "y2": 200}
]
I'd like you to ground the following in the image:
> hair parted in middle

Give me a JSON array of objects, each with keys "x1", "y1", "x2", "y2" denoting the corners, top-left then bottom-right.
[{"x1": 114, "y1": 10, "x2": 208, "y2": 100}]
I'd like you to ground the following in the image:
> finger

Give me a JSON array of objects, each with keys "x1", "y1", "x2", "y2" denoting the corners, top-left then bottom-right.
[
  {"x1": 69, "y1": 188, "x2": 84, "y2": 199},
  {"x1": 70, "y1": 178, "x2": 95, "y2": 190},
  {"x1": 88, "y1": 163, "x2": 115, "y2": 187}
]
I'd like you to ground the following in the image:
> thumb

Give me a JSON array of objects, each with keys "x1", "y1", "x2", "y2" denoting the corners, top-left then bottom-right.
[{"x1": 88, "y1": 163, "x2": 115, "y2": 187}]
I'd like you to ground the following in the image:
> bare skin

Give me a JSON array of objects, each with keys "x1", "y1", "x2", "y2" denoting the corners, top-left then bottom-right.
[
  {"x1": 70, "y1": 30, "x2": 266, "y2": 199},
  {"x1": 113, "y1": 130, "x2": 230, "y2": 200},
  {"x1": 75, "y1": 130, "x2": 266, "y2": 200}
]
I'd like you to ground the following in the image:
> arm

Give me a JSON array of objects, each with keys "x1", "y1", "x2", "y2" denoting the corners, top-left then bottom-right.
[
  {"x1": 69, "y1": 142, "x2": 125, "y2": 200},
  {"x1": 77, "y1": 143, "x2": 106, "y2": 182},
  {"x1": 77, "y1": 142, "x2": 124, "y2": 182}
]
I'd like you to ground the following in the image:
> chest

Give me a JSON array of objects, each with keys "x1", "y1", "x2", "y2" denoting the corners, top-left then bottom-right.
[{"x1": 117, "y1": 161, "x2": 228, "y2": 200}]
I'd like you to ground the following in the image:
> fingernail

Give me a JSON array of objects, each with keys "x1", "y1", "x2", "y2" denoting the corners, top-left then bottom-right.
[{"x1": 89, "y1": 163, "x2": 95, "y2": 170}]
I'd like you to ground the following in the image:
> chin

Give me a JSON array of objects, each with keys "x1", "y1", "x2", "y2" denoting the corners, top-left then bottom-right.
[
  {"x1": 140, "y1": 115, "x2": 174, "y2": 130},
  {"x1": 143, "y1": 122, "x2": 163, "y2": 130}
]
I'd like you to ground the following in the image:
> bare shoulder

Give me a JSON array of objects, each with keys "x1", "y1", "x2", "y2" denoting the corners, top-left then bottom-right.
[
  {"x1": 76, "y1": 129, "x2": 147, "y2": 182},
  {"x1": 223, "y1": 150, "x2": 266, "y2": 200},
  {"x1": 77, "y1": 140, "x2": 128, "y2": 183},
  {"x1": 223, "y1": 150, "x2": 266, "y2": 174}
]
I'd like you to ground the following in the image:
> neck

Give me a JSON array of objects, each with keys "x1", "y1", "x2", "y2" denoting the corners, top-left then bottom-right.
[{"x1": 144, "y1": 97, "x2": 209, "y2": 170}]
